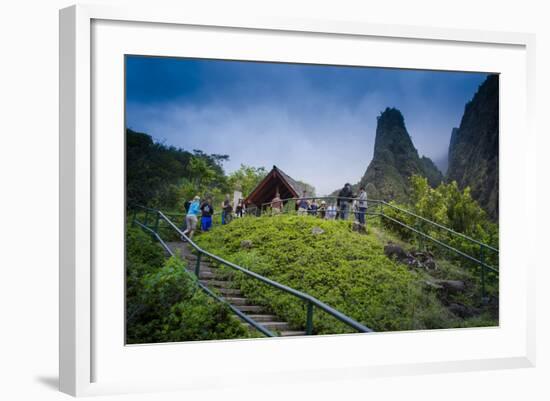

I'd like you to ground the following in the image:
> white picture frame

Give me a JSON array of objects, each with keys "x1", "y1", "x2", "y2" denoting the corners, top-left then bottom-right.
[{"x1": 59, "y1": 4, "x2": 536, "y2": 397}]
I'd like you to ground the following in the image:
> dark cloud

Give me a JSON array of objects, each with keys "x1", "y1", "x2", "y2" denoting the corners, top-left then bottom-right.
[{"x1": 126, "y1": 56, "x2": 488, "y2": 195}]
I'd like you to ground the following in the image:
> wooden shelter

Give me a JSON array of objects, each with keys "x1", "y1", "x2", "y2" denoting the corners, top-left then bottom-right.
[{"x1": 245, "y1": 166, "x2": 307, "y2": 210}]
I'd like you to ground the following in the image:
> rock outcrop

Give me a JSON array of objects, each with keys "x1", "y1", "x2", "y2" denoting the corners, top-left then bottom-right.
[
  {"x1": 359, "y1": 108, "x2": 443, "y2": 202},
  {"x1": 384, "y1": 243, "x2": 438, "y2": 271},
  {"x1": 446, "y1": 75, "x2": 499, "y2": 220}
]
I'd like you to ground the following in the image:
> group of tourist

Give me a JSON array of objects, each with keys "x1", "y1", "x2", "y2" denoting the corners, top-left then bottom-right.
[
  {"x1": 269, "y1": 183, "x2": 368, "y2": 224},
  {"x1": 181, "y1": 195, "x2": 246, "y2": 240},
  {"x1": 181, "y1": 183, "x2": 368, "y2": 240},
  {"x1": 337, "y1": 183, "x2": 368, "y2": 225}
]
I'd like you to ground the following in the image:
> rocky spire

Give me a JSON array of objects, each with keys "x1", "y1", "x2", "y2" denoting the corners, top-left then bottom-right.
[{"x1": 360, "y1": 107, "x2": 443, "y2": 201}]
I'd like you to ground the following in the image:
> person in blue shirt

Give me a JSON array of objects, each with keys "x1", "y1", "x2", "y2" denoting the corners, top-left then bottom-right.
[
  {"x1": 308, "y1": 199, "x2": 319, "y2": 216},
  {"x1": 200, "y1": 197, "x2": 214, "y2": 232},
  {"x1": 297, "y1": 191, "x2": 310, "y2": 216},
  {"x1": 182, "y1": 196, "x2": 200, "y2": 240}
]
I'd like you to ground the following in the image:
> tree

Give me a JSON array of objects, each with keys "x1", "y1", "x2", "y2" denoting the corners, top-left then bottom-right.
[
  {"x1": 187, "y1": 156, "x2": 216, "y2": 189},
  {"x1": 126, "y1": 129, "x2": 231, "y2": 209},
  {"x1": 227, "y1": 165, "x2": 267, "y2": 197}
]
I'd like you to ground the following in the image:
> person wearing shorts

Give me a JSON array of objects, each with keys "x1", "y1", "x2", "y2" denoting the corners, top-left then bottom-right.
[{"x1": 182, "y1": 196, "x2": 200, "y2": 240}]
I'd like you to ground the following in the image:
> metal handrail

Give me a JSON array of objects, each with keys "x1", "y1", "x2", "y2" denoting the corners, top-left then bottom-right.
[
  {"x1": 133, "y1": 207, "x2": 373, "y2": 335},
  {"x1": 376, "y1": 200, "x2": 499, "y2": 253},
  {"x1": 157, "y1": 210, "x2": 373, "y2": 334},
  {"x1": 260, "y1": 196, "x2": 498, "y2": 253},
  {"x1": 379, "y1": 213, "x2": 498, "y2": 273},
  {"x1": 260, "y1": 196, "x2": 498, "y2": 262},
  {"x1": 134, "y1": 220, "x2": 276, "y2": 337},
  {"x1": 256, "y1": 195, "x2": 498, "y2": 299}
]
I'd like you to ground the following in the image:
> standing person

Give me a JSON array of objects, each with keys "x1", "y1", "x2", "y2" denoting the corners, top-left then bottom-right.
[
  {"x1": 271, "y1": 192, "x2": 283, "y2": 215},
  {"x1": 357, "y1": 186, "x2": 368, "y2": 226},
  {"x1": 297, "y1": 191, "x2": 310, "y2": 216},
  {"x1": 200, "y1": 196, "x2": 214, "y2": 232},
  {"x1": 235, "y1": 199, "x2": 244, "y2": 218},
  {"x1": 180, "y1": 198, "x2": 192, "y2": 231},
  {"x1": 308, "y1": 199, "x2": 318, "y2": 216},
  {"x1": 337, "y1": 183, "x2": 354, "y2": 220},
  {"x1": 221, "y1": 194, "x2": 233, "y2": 225},
  {"x1": 326, "y1": 202, "x2": 337, "y2": 220},
  {"x1": 318, "y1": 200, "x2": 327, "y2": 219},
  {"x1": 183, "y1": 199, "x2": 191, "y2": 213},
  {"x1": 182, "y1": 196, "x2": 200, "y2": 240}
]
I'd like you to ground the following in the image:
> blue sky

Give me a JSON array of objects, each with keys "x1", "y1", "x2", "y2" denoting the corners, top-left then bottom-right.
[{"x1": 126, "y1": 56, "x2": 489, "y2": 195}]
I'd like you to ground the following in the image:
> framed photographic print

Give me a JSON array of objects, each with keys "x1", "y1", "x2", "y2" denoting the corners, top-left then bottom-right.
[{"x1": 59, "y1": 4, "x2": 536, "y2": 397}]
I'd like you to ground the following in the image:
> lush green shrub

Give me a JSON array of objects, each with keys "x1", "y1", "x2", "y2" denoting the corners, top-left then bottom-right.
[
  {"x1": 196, "y1": 215, "x2": 459, "y2": 334},
  {"x1": 381, "y1": 175, "x2": 499, "y2": 270},
  {"x1": 126, "y1": 129, "x2": 230, "y2": 209},
  {"x1": 126, "y1": 226, "x2": 252, "y2": 343},
  {"x1": 126, "y1": 226, "x2": 166, "y2": 301}
]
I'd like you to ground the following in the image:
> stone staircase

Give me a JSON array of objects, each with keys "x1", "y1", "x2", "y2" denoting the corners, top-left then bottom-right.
[{"x1": 167, "y1": 241, "x2": 306, "y2": 337}]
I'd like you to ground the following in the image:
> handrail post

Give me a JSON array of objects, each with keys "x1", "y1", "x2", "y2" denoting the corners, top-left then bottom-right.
[
  {"x1": 416, "y1": 220, "x2": 424, "y2": 251},
  {"x1": 150, "y1": 209, "x2": 374, "y2": 334},
  {"x1": 306, "y1": 301, "x2": 314, "y2": 335},
  {"x1": 480, "y1": 245, "x2": 486, "y2": 301},
  {"x1": 144, "y1": 209, "x2": 149, "y2": 227},
  {"x1": 364, "y1": 206, "x2": 368, "y2": 233},
  {"x1": 195, "y1": 253, "x2": 202, "y2": 277},
  {"x1": 154, "y1": 211, "x2": 160, "y2": 233}
]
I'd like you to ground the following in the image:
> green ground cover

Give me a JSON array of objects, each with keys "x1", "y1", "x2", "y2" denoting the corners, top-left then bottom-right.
[
  {"x1": 126, "y1": 226, "x2": 253, "y2": 344},
  {"x1": 195, "y1": 214, "x2": 497, "y2": 334}
]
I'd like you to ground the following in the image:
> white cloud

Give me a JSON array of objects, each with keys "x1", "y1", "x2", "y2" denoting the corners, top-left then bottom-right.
[{"x1": 128, "y1": 93, "x2": 385, "y2": 195}]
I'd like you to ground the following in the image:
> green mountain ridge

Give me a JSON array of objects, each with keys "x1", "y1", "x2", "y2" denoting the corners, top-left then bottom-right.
[
  {"x1": 446, "y1": 75, "x2": 499, "y2": 220},
  {"x1": 358, "y1": 107, "x2": 443, "y2": 201}
]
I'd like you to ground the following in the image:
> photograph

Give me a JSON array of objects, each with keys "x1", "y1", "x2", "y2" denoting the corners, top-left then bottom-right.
[{"x1": 125, "y1": 55, "x2": 499, "y2": 344}]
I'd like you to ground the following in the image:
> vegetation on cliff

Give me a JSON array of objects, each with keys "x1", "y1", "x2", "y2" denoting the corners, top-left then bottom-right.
[
  {"x1": 195, "y1": 214, "x2": 496, "y2": 334},
  {"x1": 446, "y1": 75, "x2": 499, "y2": 219},
  {"x1": 126, "y1": 227, "x2": 252, "y2": 343},
  {"x1": 359, "y1": 108, "x2": 443, "y2": 202}
]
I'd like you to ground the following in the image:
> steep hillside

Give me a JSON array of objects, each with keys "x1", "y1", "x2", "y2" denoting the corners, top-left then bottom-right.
[
  {"x1": 359, "y1": 108, "x2": 443, "y2": 202},
  {"x1": 194, "y1": 215, "x2": 493, "y2": 333},
  {"x1": 447, "y1": 75, "x2": 499, "y2": 219}
]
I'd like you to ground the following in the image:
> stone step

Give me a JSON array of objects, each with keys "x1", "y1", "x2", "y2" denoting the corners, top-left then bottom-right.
[
  {"x1": 186, "y1": 264, "x2": 221, "y2": 276},
  {"x1": 234, "y1": 305, "x2": 264, "y2": 313},
  {"x1": 280, "y1": 331, "x2": 307, "y2": 337},
  {"x1": 246, "y1": 321, "x2": 291, "y2": 331},
  {"x1": 200, "y1": 279, "x2": 231, "y2": 288},
  {"x1": 196, "y1": 270, "x2": 217, "y2": 280},
  {"x1": 224, "y1": 297, "x2": 249, "y2": 306},
  {"x1": 216, "y1": 287, "x2": 242, "y2": 296},
  {"x1": 179, "y1": 242, "x2": 295, "y2": 335},
  {"x1": 182, "y1": 254, "x2": 198, "y2": 261},
  {"x1": 263, "y1": 322, "x2": 292, "y2": 331},
  {"x1": 187, "y1": 268, "x2": 218, "y2": 281},
  {"x1": 185, "y1": 263, "x2": 215, "y2": 272},
  {"x1": 246, "y1": 314, "x2": 278, "y2": 322}
]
